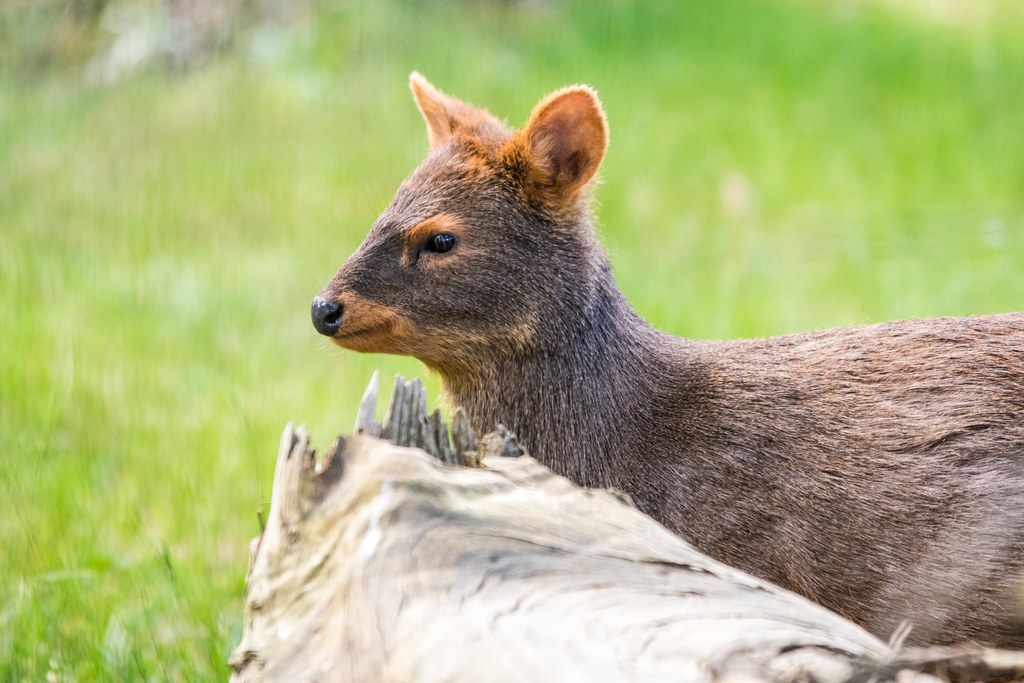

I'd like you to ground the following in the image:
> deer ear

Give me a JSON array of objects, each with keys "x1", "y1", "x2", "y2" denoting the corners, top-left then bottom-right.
[
  {"x1": 522, "y1": 86, "x2": 608, "y2": 196},
  {"x1": 409, "y1": 72, "x2": 478, "y2": 149}
]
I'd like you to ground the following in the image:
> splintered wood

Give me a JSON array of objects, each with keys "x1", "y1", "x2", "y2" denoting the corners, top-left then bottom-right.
[{"x1": 230, "y1": 374, "x2": 1024, "y2": 683}]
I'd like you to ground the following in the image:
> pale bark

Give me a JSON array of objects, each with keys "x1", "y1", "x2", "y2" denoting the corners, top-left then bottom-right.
[{"x1": 230, "y1": 374, "x2": 1024, "y2": 683}]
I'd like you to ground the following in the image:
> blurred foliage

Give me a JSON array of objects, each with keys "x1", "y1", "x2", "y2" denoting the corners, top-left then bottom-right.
[
  {"x1": 0, "y1": 0, "x2": 308, "y2": 79},
  {"x1": 0, "y1": 0, "x2": 110, "y2": 72},
  {"x1": 2, "y1": 0, "x2": 1023, "y2": 679}
]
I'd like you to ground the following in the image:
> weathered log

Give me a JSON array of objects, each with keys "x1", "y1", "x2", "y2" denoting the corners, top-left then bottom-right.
[{"x1": 230, "y1": 375, "x2": 1024, "y2": 683}]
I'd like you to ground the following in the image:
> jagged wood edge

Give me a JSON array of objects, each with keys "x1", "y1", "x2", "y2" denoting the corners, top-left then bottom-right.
[
  {"x1": 246, "y1": 373, "x2": 492, "y2": 587},
  {"x1": 353, "y1": 371, "x2": 380, "y2": 438},
  {"x1": 349, "y1": 373, "x2": 517, "y2": 468}
]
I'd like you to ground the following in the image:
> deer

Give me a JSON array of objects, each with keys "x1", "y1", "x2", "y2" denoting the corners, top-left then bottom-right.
[{"x1": 311, "y1": 73, "x2": 1024, "y2": 647}]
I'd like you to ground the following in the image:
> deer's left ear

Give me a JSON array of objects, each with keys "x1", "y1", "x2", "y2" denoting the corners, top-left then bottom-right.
[
  {"x1": 520, "y1": 85, "x2": 608, "y2": 197},
  {"x1": 409, "y1": 72, "x2": 483, "y2": 149}
]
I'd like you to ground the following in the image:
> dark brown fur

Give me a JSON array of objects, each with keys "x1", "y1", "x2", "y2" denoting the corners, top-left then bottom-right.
[{"x1": 314, "y1": 74, "x2": 1024, "y2": 646}]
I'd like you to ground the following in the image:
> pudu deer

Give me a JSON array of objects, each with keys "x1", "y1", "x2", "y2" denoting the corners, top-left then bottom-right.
[{"x1": 312, "y1": 73, "x2": 1024, "y2": 647}]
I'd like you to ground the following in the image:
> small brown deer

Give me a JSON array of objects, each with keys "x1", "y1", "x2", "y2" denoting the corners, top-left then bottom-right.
[{"x1": 312, "y1": 73, "x2": 1024, "y2": 647}]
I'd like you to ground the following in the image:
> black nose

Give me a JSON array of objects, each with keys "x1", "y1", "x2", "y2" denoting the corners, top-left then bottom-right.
[{"x1": 311, "y1": 297, "x2": 343, "y2": 336}]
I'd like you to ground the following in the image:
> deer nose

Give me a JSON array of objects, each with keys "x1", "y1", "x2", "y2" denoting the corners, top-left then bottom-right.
[{"x1": 311, "y1": 297, "x2": 343, "y2": 336}]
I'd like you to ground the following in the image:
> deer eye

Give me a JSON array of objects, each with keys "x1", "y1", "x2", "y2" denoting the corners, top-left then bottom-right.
[{"x1": 425, "y1": 233, "x2": 456, "y2": 254}]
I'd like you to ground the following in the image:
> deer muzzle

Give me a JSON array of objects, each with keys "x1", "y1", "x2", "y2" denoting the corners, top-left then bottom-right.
[{"x1": 311, "y1": 297, "x2": 344, "y2": 337}]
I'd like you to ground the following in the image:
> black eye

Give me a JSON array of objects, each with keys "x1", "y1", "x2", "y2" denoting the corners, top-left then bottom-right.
[{"x1": 426, "y1": 233, "x2": 456, "y2": 253}]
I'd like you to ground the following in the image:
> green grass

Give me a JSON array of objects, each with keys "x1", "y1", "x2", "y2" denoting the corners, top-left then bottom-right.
[{"x1": 2, "y1": 0, "x2": 1023, "y2": 678}]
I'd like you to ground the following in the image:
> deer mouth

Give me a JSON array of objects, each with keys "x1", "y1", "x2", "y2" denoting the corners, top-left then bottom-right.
[
  {"x1": 335, "y1": 321, "x2": 394, "y2": 342},
  {"x1": 332, "y1": 324, "x2": 401, "y2": 355},
  {"x1": 330, "y1": 298, "x2": 414, "y2": 353}
]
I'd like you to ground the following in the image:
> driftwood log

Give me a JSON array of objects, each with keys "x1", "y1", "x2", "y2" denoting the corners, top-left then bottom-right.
[{"x1": 230, "y1": 374, "x2": 1024, "y2": 683}]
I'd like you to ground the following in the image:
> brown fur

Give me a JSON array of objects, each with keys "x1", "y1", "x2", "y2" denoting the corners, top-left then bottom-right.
[
  {"x1": 327, "y1": 294, "x2": 416, "y2": 355},
  {"x1": 314, "y1": 75, "x2": 1024, "y2": 647}
]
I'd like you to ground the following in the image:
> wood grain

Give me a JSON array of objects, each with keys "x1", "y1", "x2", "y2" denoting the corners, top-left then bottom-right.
[{"x1": 230, "y1": 376, "x2": 1024, "y2": 683}]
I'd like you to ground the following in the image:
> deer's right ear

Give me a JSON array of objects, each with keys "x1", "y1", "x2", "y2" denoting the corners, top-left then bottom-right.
[
  {"x1": 410, "y1": 72, "x2": 476, "y2": 149},
  {"x1": 517, "y1": 85, "x2": 609, "y2": 200}
]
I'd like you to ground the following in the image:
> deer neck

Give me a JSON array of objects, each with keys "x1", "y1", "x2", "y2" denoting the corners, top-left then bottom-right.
[{"x1": 440, "y1": 271, "x2": 661, "y2": 486}]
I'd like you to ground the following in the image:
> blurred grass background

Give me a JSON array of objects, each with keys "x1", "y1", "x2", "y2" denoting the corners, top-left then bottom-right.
[{"x1": 2, "y1": 0, "x2": 1023, "y2": 678}]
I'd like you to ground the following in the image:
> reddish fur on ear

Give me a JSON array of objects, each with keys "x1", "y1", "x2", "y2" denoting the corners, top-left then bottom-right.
[
  {"x1": 410, "y1": 72, "x2": 463, "y2": 148},
  {"x1": 519, "y1": 85, "x2": 609, "y2": 198},
  {"x1": 409, "y1": 72, "x2": 508, "y2": 150}
]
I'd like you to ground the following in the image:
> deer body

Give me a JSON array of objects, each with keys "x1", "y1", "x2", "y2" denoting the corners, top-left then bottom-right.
[{"x1": 312, "y1": 74, "x2": 1024, "y2": 646}]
